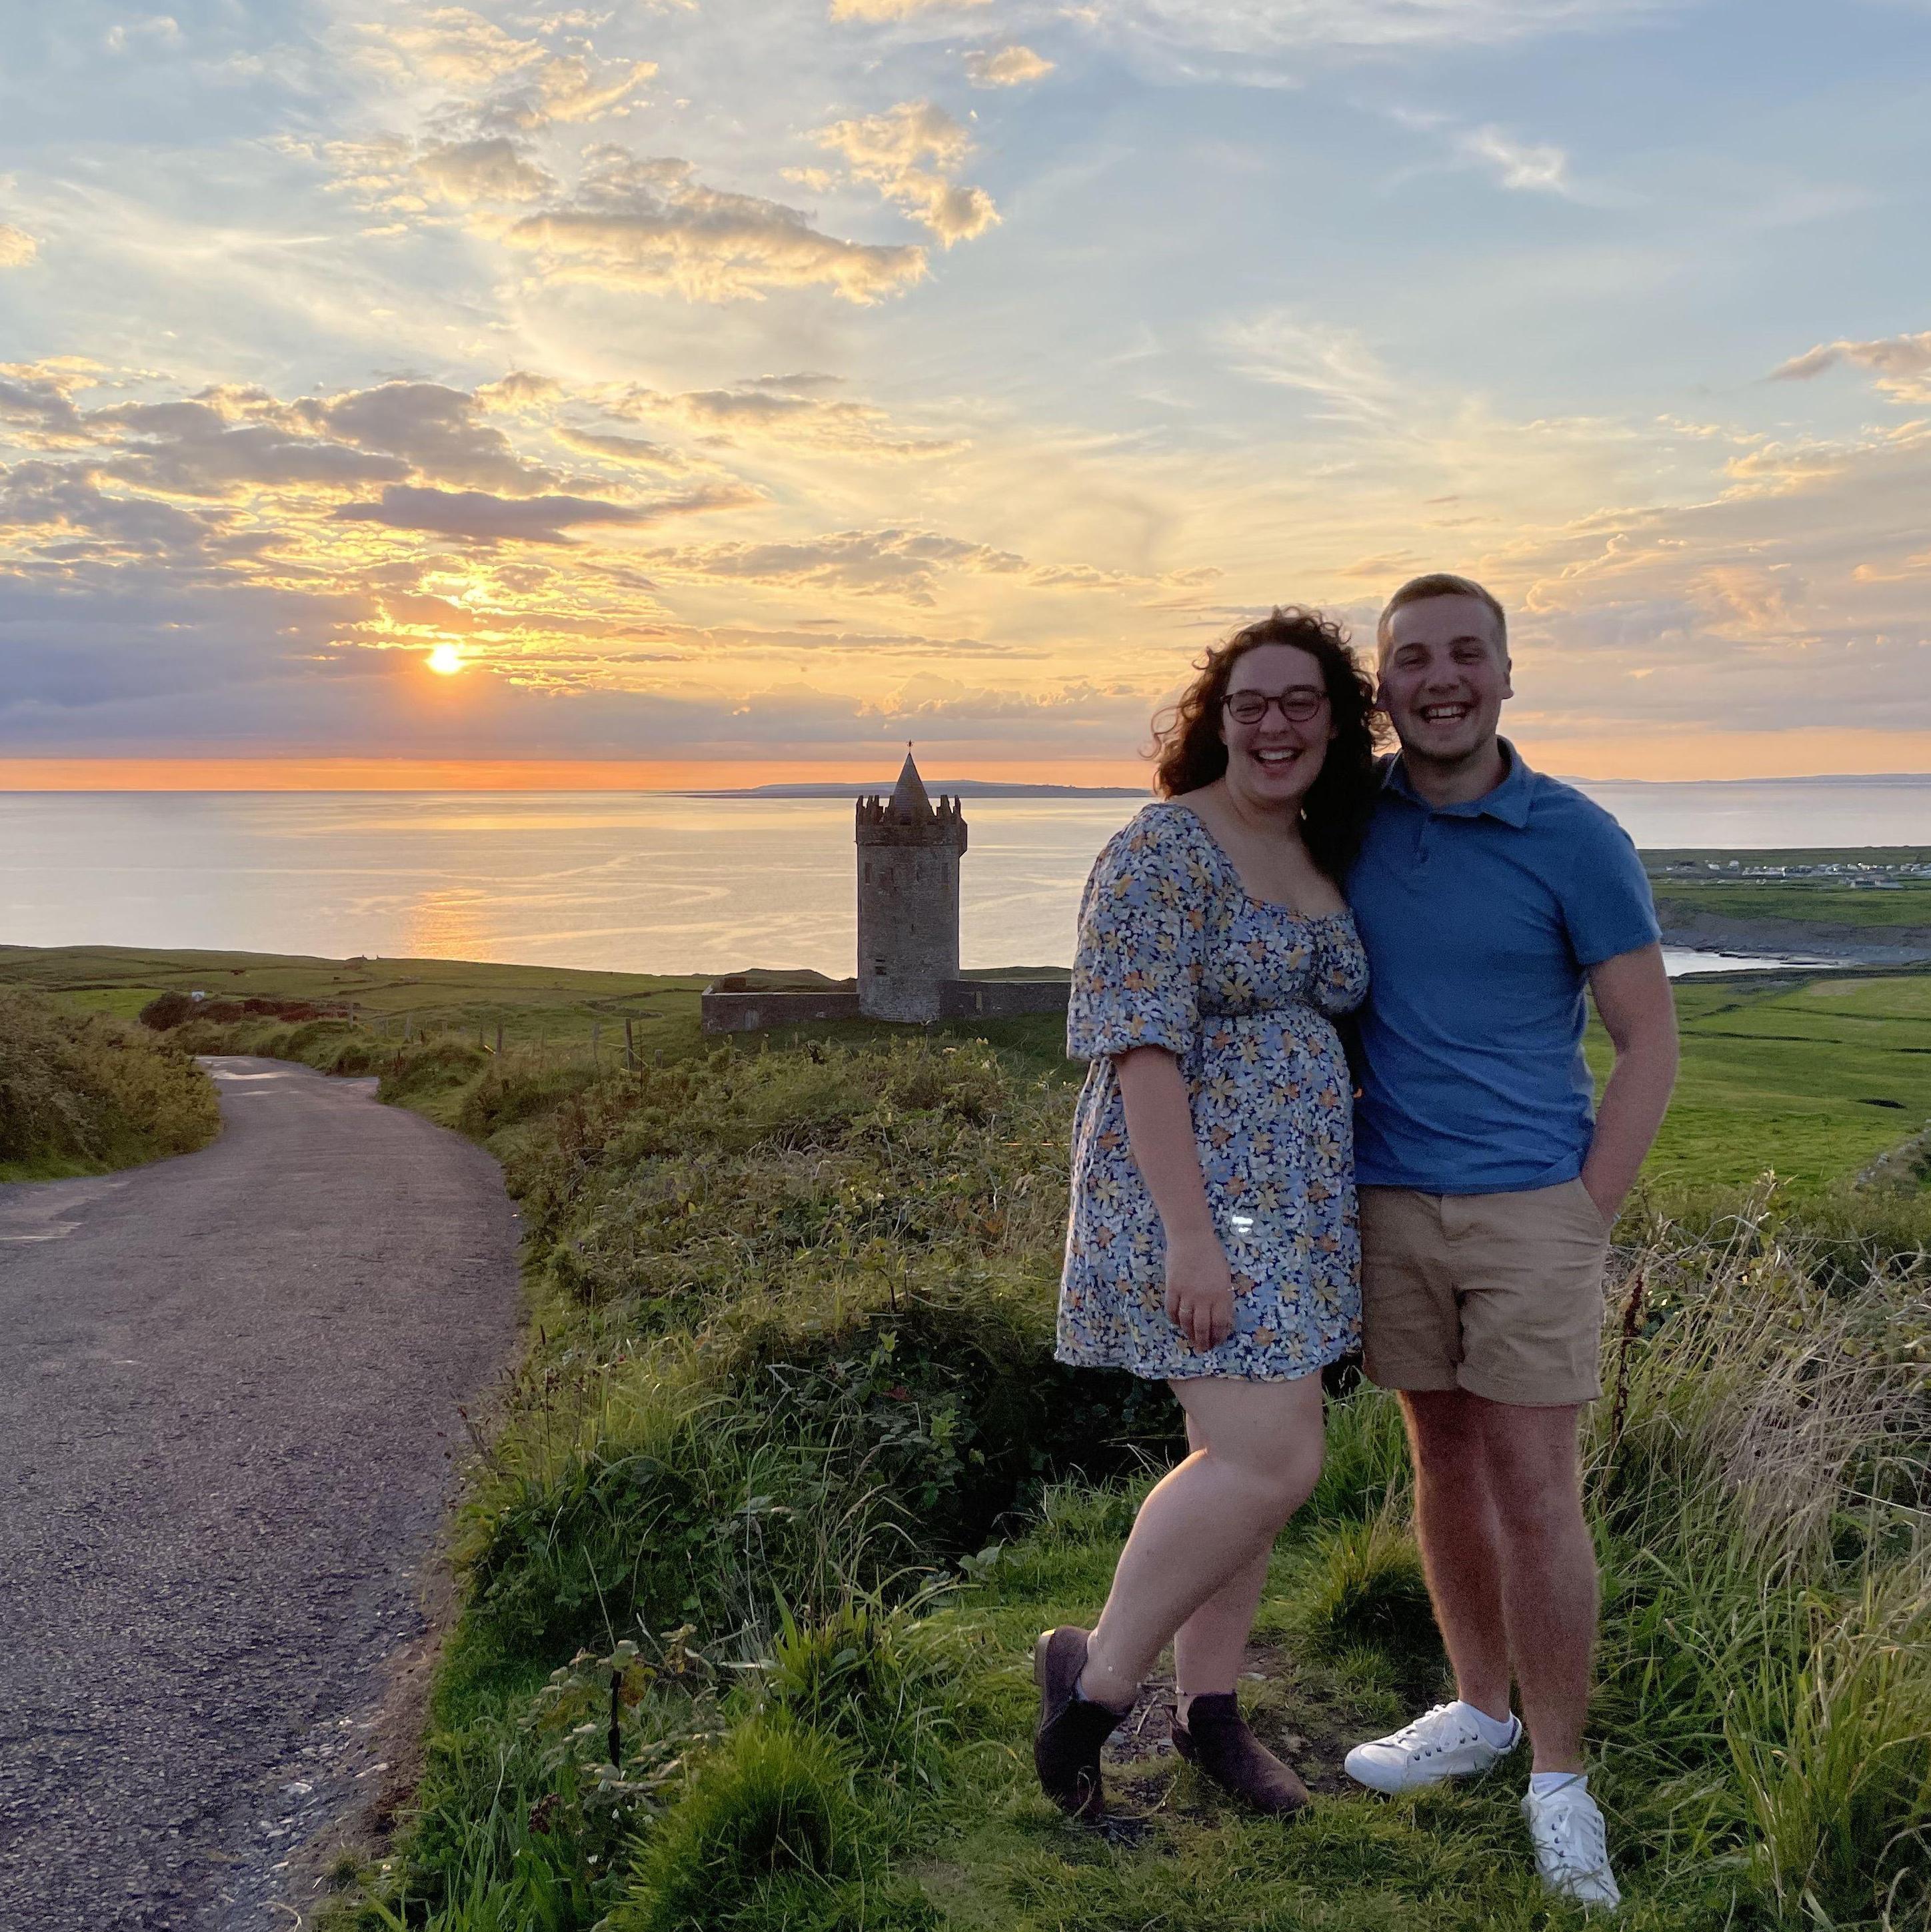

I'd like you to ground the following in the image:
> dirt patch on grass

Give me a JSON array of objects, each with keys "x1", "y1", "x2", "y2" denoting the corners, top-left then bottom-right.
[{"x1": 1095, "y1": 1641, "x2": 1387, "y2": 1835}]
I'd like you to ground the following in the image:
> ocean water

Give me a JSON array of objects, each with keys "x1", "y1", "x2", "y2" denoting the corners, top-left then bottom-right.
[{"x1": 0, "y1": 778, "x2": 1925, "y2": 980}]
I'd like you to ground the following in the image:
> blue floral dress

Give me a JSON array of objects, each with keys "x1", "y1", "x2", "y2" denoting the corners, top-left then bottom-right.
[{"x1": 1058, "y1": 802, "x2": 1369, "y2": 1382}]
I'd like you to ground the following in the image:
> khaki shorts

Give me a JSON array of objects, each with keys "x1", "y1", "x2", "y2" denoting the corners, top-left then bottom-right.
[{"x1": 1358, "y1": 1180, "x2": 1610, "y2": 1407}]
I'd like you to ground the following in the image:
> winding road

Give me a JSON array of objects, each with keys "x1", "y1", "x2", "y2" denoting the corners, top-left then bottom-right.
[{"x1": 0, "y1": 1058, "x2": 520, "y2": 1929}]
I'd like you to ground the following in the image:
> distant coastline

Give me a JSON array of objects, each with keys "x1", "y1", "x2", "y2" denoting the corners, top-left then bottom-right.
[{"x1": 673, "y1": 780, "x2": 1149, "y2": 799}]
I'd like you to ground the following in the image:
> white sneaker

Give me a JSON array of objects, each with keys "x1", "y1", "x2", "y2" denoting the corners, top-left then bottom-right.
[
  {"x1": 1343, "y1": 1701, "x2": 1520, "y2": 1794},
  {"x1": 1524, "y1": 1780, "x2": 1622, "y2": 1909}
]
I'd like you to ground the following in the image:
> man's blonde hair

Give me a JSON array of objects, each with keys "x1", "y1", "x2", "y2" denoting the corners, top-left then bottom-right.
[{"x1": 1376, "y1": 572, "x2": 1508, "y2": 662}]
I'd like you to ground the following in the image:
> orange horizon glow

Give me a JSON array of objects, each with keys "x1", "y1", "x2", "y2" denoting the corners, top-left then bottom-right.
[{"x1": 1, "y1": 730, "x2": 1928, "y2": 793}]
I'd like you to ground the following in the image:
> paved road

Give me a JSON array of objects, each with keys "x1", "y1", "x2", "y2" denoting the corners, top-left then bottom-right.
[{"x1": 0, "y1": 1058, "x2": 520, "y2": 1929}]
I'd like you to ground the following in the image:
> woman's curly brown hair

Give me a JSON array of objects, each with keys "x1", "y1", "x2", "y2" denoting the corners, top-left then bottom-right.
[{"x1": 1150, "y1": 606, "x2": 1385, "y2": 882}]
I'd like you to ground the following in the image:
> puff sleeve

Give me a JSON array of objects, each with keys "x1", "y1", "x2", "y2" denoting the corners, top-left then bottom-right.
[{"x1": 1066, "y1": 810, "x2": 1210, "y2": 1060}]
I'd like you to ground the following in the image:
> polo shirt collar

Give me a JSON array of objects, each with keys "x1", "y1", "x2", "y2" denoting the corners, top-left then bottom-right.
[{"x1": 1382, "y1": 738, "x2": 1534, "y2": 828}]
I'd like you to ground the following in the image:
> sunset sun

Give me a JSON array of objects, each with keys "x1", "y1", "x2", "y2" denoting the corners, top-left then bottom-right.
[{"x1": 426, "y1": 644, "x2": 464, "y2": 677}]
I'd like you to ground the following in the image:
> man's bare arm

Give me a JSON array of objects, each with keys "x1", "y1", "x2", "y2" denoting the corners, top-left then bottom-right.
[{"x1": 1581, "y1": 942, "x2": 1679, "y2": 1222}]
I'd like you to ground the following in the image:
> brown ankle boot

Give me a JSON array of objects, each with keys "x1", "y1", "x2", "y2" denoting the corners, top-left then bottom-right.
[
  {"x1": 1032, "y1": 1627, "x2": 1128, "y2": 1823},
  {"x1": 1172, "y1": 1693, "x2": 1310, "y2": 1817}
]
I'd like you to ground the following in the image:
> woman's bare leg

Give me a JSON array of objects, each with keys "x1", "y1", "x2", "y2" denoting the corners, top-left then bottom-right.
[
  {"x1": 1078, "y1": 1374, "x2": 1324, "y2": 1709},
  {"x1": 1170, "y1": 1409, "x2": 1270, "y2": 1721}
]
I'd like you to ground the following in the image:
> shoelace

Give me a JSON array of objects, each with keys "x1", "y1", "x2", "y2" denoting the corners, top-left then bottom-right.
[
  {"x1": 1387, "y1": 1705, "x2": 1471, "y2": 1758},
  {"x1": 1532, "y1": 1795, "x2": 1611, "y2": 1880}
]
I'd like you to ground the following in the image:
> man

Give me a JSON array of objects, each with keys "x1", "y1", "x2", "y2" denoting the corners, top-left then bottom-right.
[{"x1": 1341, "y1": 573, "x2": 1678, "y2": 1909}]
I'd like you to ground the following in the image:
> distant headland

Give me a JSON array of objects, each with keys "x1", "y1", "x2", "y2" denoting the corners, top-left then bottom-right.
[{"x1": 674, "y1": 780, "x2": 1147, "y2": 799}]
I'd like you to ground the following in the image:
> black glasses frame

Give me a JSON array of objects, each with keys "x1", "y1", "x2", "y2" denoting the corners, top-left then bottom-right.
[{"x1": 1222, "y1": 688, "x2": 1330, "y2": 725}]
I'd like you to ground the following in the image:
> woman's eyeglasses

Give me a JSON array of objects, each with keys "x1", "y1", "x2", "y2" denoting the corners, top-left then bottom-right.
[{"x1": 1222, "y1": 688, "x2": 1328, "y2": 725}]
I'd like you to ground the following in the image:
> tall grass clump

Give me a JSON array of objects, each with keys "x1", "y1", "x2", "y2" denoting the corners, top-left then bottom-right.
[
  {"x1": 0, "y1": 988, "x2": 220, "y2": 1179},
  {"x1": 1575, "y1": 1194, "x2": 1931, "y2": 1920}
]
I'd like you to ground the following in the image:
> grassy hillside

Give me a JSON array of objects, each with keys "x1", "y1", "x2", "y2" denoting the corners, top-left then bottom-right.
[
  {"x1": 0, "y1": 988, "x2": 221, "y2": 1181},
  {"x1": 74, "y1": 978, "x2": 1926, "y2": 1932}
]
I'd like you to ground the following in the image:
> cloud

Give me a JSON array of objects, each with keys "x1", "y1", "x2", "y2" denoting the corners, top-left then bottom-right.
[
  {"x1": 1221, "y1": 313, "x2": 1404, "y2": 426},
  {"x1": 964, "y1": 44, "x2": 1055, "y2": 87},
  {"x1": 0, "y1": 459, "x2": 233, "y2": 561},
  {"x1": 89, "y1": 403, "x2": 413, "y2": 498},
  {"x1": 500, "y1": 147, "x2": 928, "y2": 302},
  {"x1": 553, "y1": 426, "x2": 690, "y2": 471},
  {"x1": 816, "y1": 101, "x2": 999, "y2": 245},
  {"x1": 857, "y1": 673, "x2": 1140, "y2": 722},
  {"x1": 475, "y1": 370, "x2": 565, "y2": 412},
  {"x1": 831, "y1": 0, "x2": 990, "y2": 18},
  {"x1": 489, "y1": 54, "x2": 656, "y2": 129},
  {"x1": 0, "y1": 365, "x2": 91, "y2": 445},
  {"x1": 1456, "y1": 123, "x2": 1574, "y2": 194},
  {"x1": 309, "y1": 382, "x2": 560, "y2": 493},
  {"x1": 651, "y1": 526, "x2": 1026, "y2": 603},
  {"x1": 349, "y1": 12, "x2": 653, "y2": 137},
  {"x1": 1098, "y1": 0, "x2": 1670, "y2": 58},
  {"x1": 413, "y1": 137, "x2": 559, "y2": 205},
  {"x1": 0, "y1": 225, "x2": 39, "y2": 268},
  {"x1": 103, "y1": 15, "x2": 183, "y2": 55},
  {"x1": 332, "y1": 482, "x2": 749, "y2": 544},
  {"x1": 355, "y1": 7, "x2": 549, "y2": 93},
  {"x1": 602, "y1": 380, "x2": 961, "y2": 456},
  {"x1": 1770, "y1": 330, "x2": 1931, "y2": 405}
]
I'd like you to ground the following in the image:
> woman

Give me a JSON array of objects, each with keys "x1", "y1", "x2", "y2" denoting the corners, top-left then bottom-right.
[{"x1": 1035, "y1": 606, "x2": 1382, "y2": 1823}]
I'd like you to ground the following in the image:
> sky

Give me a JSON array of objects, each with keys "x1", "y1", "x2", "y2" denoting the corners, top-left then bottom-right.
[{"x1": 2, "y1": 0, "x2": 1930, "y2": 788}]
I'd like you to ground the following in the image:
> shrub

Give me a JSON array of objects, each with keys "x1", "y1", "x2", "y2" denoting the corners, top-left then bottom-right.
[
  {"x1": 1297, "y1": 1514, "x2": 1445, "y2": 1704},
  {"x1": 761, "y1": 1599, "x2": 969, "y2": 1793},
  {"x1": 0, "y1": 990, "x2": 220, "y2": 1178},
  {"x1": 615, "y1": 1717, "x2": 873, "y2": 1932},
  {"x1": 137, "y1": 989, "x2": 198, "y2": 1030}
]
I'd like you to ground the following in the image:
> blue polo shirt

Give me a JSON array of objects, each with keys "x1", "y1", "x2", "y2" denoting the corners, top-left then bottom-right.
[{"x1": 1346, "y1": 742, "x2": 1660, "y2": 1194}]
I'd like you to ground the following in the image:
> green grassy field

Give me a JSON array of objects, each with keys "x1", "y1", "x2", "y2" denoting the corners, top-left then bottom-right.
[
  {"x1": 4, "y1": 942, "x2": 1926, "y2": 1928},
  {"x1": 7, "y1": 944, "x2": 1928, "y2": 1197}
]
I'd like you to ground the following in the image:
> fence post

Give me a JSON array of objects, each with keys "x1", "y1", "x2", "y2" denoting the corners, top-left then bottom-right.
[
  {"x1": 592, "y1": 1021, "x2": 601, "y2": 1068},
  {"x1": 496, "y1": 1021, "x2": 505, "y2": 1058},
  {"x1": 625, "y1": 1017, "x2": 635, "y2": 1071}
]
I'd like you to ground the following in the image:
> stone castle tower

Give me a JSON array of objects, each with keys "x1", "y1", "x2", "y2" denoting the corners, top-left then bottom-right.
[{"x1": 855, "y1": 750, "x2": 968, "y2": 1022}]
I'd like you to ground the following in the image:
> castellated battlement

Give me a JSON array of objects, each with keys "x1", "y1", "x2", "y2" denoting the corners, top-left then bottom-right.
[{"x1": 854, "y1": 792, "x2": 967, "y2": 841}]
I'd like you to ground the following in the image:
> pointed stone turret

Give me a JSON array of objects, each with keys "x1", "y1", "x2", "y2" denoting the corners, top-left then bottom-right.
[
  {"x1": 855, "y1": 748, "x2": 968, "y2": 1021},
  {"x1": 889, "y1": 750, "x2": 932, "y2": 822}
]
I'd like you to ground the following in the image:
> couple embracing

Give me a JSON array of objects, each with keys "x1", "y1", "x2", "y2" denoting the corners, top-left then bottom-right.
[{"x1": 1034, "y1": 574, "x2": 1679, "y2": 1908}]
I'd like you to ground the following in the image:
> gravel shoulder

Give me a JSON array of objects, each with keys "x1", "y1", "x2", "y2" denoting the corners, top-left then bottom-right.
[{"x1": 0, "y1": 1057, "x2": 520, "y2": 1930}]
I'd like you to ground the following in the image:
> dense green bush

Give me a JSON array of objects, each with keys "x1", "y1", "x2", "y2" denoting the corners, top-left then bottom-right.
[{"x1": 0, "y1": 990, "x2": 220, "y2": 1179}]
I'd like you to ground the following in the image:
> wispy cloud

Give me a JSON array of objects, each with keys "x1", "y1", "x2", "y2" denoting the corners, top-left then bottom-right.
[
  {"x1": 653, "y1": 526, "x2": 1027, "y2": 603},
  {"x1": 830, "y1": 0, "x2": 990, "y2": 19},
  {"x1": 1220, "y1": 313, "x2": 1406, "y2": 426},
  {"x1": 1770, "y1": 330, "x2": 1931, "y2": 405},
  {"x1": 0, "y1": 224, "x2": 37, "y2": 267},
  {"x1": 601, "y1": 377, "x2": 963, "y2": 457},
  {"x1": 1456, "y1": 123, "x2": 1575, "y2": 194},
  {"x1": 1098, "y1": 0, "x2": 1673, "y2": 57},
  {"x1": 333, "y1": 483, "x2": 751, "y2": 544}
]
